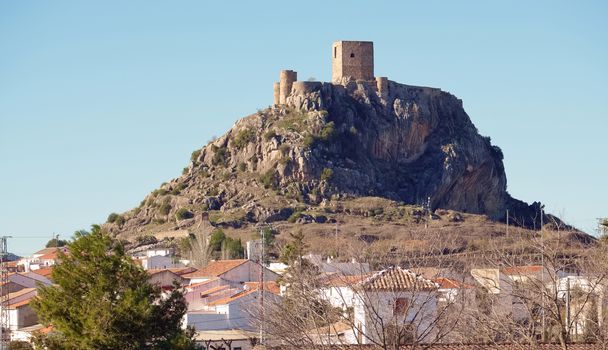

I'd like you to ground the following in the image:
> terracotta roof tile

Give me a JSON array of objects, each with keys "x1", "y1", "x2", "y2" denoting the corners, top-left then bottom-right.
[
  {"x1": 31, "y1": 267, "x2": 53, "y2": 278},
  {"x1": 8, "y1": 297, "x2": 34, "y2": 309},
  {"x1": 434, "y1": 277, "x2": 474, "y2": 289},
  {"x1": 358, "y1": 266, "x2": 438, "y2": 291},
  {"x1": 188, "y1": 277, "x2": 220, "y2": 289},
  {"x1": 199, "y1": 285, "x2": 230, "y2": 297},
  {"x1": 182, "y1": 259, "x2": 248, "y2": 279},
  {"x1": 244, "y1": 281, "x2": 281, "y2": 295},
  {"x1": 207, "y1": 288, "x2": 258, "y2": 306}
]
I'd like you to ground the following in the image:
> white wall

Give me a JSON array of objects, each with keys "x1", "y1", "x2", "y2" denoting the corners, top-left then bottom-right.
[
  {"x1": 142, "y1": 255, "x2": 184, "y2": 270},
  {"x1": 319, "y1": 286, "x2": 356, "y2": 310},
  {"x1": 221, "y1": 261, "x2": 279, "y2": 283},
  {"x1": 184, "y1": 312, "x2": 229, "y2": 330},
  {"x1": 353, "y1": 290, "x2": 438, "y2": 345},
  {"x1": 8, "y1": 305, "x2": 38, "y2": 331}
]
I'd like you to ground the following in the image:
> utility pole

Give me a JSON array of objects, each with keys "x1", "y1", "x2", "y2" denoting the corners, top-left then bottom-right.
[
  {"x1": 565, "y1": 277, "x2": 571, "y2": 340},
  {"x1": 0, "y1": 236, "x2": 12, "y2": 350},
  {"x1": 540, "y1": 204, "x2": 546, "y2": 342},
  {"x1": 258, "y1": 225, "x2": 269, "y2": 345}
]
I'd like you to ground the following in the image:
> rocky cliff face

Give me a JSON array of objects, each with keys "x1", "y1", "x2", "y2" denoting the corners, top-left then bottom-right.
[{"x1": 108, "y1": 80, "x2": 541, "y2": 238}]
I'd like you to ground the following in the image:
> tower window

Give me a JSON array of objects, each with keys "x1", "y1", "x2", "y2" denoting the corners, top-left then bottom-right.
[
  {"x1": 334, "y1": 47, "x2": 337, "y2": 58},
  {"x1": 350, "y1": 53, "x2": 355, "y2": 58}
]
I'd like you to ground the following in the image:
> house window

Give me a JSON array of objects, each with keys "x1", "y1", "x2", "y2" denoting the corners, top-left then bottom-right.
[
  {"x1": 350, "y1": 53, "x2": 355, "y2": 58},
  {"x1": 234, "y1": 347, "x2": 242, "y2": 350},
  {"x1": 393, "y1": 298, "x2": 409, "y2": 316}
]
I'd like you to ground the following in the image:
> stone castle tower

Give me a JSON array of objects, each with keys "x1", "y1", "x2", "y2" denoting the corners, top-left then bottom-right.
[
  {"x1": 274, "y1": 40, "x2": 387, "y2": 105},
  {"x1": 331, "y1": 40, "x2": 374, "y2": 83}
]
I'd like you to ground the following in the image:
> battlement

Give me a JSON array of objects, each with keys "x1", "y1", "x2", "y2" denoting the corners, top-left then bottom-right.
[{"x1": 273, "y1": 41, "x2": 385, "y2": 106}]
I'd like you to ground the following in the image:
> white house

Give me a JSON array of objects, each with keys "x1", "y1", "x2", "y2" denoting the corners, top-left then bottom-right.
[
  {"x1": 182, "y1": 259, "x2": 279, "y2": 285},
  {"x1": 1, "y1": 273, "x2": 52, "y2": 295},
  {"x1": 140, "y1": 255, "x2": 185, "y2": 270},
  {"x1": 352, "y1": 267, "x2": 440, "y2": 345},
  {"x1": 555, "y1": 275, "x2": 605, "y2": 338},
  {"x1": 304, "y1": 254, "x2": 371, "y2": 276},
  {"x1": 0, "y1": 288, "x2": 39, "y2": 335},
  {"x1": 319, "y1": 273, "x2": 369, "y2": 311},
  {"x1": 183, "y1": 282, "x2": 281, "y2": 332},
  {"x1": 17, "y1": 247, "x2": 67, "y2": 272}
]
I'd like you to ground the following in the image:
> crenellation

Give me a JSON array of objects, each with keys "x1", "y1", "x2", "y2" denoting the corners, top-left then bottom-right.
[{"x1": 273, "y1": 41, "x2": 385, "y2": 105}]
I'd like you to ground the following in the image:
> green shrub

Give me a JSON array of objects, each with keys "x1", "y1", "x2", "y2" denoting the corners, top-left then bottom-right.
[
  {"x1": 279, "y1": 156, "x2": 291, "y2": 166},
  {"x1": 107, "y1": 213, "x2": 119, "y2": 223},
  {"x1": 264, "y1": 130, "x2": 276, "y2": 141},
  {"x1": 182, "y1": 167, "x2": 189, "y2": 175},
  {"x1": 259, "y1": 169, "x2": 278, "y2": 189},
  {"x1": 115, "y1": 215, "x2": 126, "y2": 226},
  {"x1": 209, "y1": 229, "x2": 226, "y2": 251},
  {"x1": 170, "y1": 183, "x2": 187, "y2": 196},
  {"x1": 279, "y1": 144, "x2": 290, "y2": 155},
  {"x1": 9, "y1": 340, "x2": 33, "y2": 350},
  {"x1": 211, "y1": 146, "x2": 229, "y2": 166},
  {"x1": 175, "y1": 208, "x2": 194, "y2": 220},
  {"x1": 191, "y1": 149, "x2": 201, "y2": 163},
  {"x1": 159, "y1": 202, "x2": 172, "y2": 216},
  {"x1": 238, "y1": 162, "x2": 247, "y2": 172},
  {"x1": 135, "y1": 235, "x2": 157, "y2": 246},
  {"x1": 288, "y1": 211, "x2": 303, "y2": 223},
  {"x1": 319, "y1": 121, "x2": 335, "y2": 141},
  {"x1": 223, "y1": 237, "x2": 244, "y2": 259},
  {"x1": 303, "y1": 134, "x2": 315, "y2": 148},
  {"x1": 233, "y1": 128, "x2": 256, "y2": 149},
  {"x1": 276, "y1": 109, "x2": 308, "y2": 132},
  {"x1": 320, "y1": 167, "x2": 334, "y2": 181},
  {"x1": 152, "y1": 188, "x2": 168, "y2": 197}
]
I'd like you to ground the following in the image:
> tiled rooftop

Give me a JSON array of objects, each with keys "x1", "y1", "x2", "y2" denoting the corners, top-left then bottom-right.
[
  {"x1": 183, "y1": 259, "x2": 248, "y2": 279},
  {"x1": 358, "y1": 266, "x2": 438, "y2": 291}
]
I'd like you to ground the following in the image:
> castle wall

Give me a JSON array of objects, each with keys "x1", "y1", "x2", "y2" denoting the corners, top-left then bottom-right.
[
  {"x1": 376, "y1": 76, "x2": 388, "y2": 99},
  {"x1": 291, "y1": 81, "x2": 322, "y2": 95},
  {"x1": 332, "y1": 41, "x2": 374, "y2": 83},
  {"x1": 273, "y1": 82, "x2": 280, "y2": 105},
  {"x1": 279, "y1": 70, "x2": 297, "y2": 104}
]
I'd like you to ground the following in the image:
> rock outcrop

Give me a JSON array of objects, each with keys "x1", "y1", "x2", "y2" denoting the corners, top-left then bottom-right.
[{"x1": 107, "y1": 79, "x2": 544, "y2": 238}]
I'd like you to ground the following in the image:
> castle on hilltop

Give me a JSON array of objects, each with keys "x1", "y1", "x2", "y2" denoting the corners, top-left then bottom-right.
[{"x1": 273, "y1": 41, "x2": 388, "y2": 105}]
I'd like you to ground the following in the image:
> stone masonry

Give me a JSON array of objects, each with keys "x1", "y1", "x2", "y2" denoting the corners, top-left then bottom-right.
[
  {"x1": 273, "y1": 41, "x2": 387, "y2": 105},
  {"x1": 332, "y1": 40, "x2": 374, "y2": 83}
]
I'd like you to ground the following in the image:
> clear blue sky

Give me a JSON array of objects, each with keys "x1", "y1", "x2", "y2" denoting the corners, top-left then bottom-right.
[{"x1": 1, "y1": 1, "x2": 606, "y2": 256}]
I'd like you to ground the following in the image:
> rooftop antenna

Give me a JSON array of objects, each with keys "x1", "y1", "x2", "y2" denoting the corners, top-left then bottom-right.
[{"x1": 0, "y1": 235, "x2": 12, "y2": 350}]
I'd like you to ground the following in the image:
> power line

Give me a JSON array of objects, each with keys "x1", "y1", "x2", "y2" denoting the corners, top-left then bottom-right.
[{"x1": 0, "y1": 235, "x2": 12, "y2": 350}]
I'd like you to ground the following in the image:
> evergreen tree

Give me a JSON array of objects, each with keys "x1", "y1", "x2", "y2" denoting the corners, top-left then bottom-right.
[{"x1": 31, "y1": 225, "x2": 198, "y2": 350}]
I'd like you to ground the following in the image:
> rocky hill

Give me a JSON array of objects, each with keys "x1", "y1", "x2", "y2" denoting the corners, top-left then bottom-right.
[{"x1": 106, "y1": 79, "x2": 563, "y2": 250}]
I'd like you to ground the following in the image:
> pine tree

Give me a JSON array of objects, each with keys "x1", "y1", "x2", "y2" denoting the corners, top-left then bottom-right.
[{"x1": 31, "y1": 225, "x2": 199, "y2": 350}]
